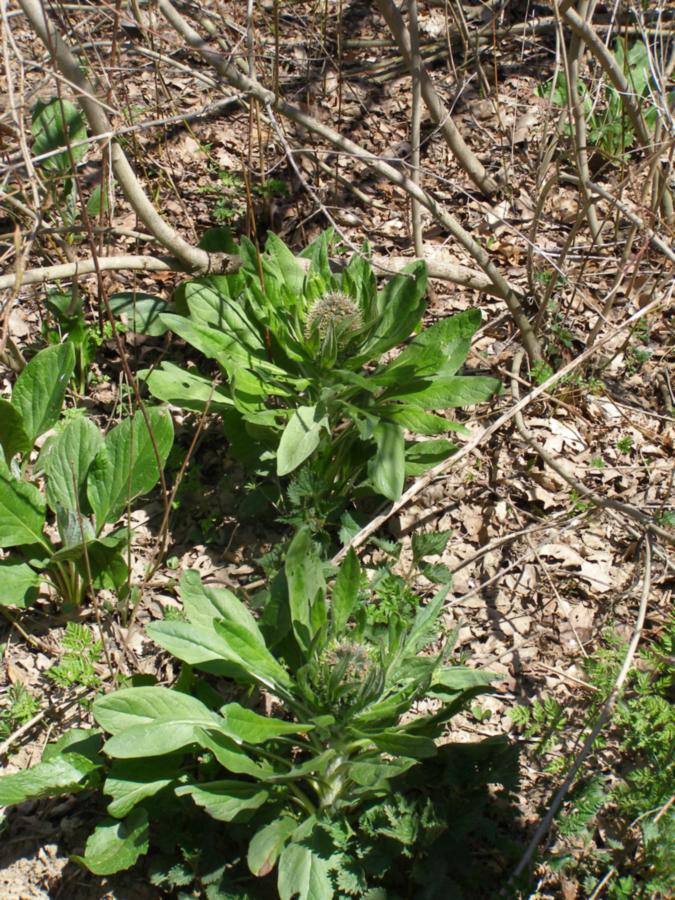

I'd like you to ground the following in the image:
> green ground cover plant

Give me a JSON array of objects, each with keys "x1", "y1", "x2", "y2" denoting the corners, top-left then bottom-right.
[
  {"x1": 513, "y1": 619, "x2": 675, "y2": 898},
  {"x1": 0, "y1": 344, "x2": 173, "y2": 608},
  {"x1": 0, "y1": 528, "x2": 506, "y2": 897},
  {"x1": 144, "y1": 229, "x2": 499, "y2": 526}
]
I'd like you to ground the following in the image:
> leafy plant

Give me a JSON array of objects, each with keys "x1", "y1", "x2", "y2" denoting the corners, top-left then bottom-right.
[
  {"x1": 48, "y1": 622, "x2": 103, "y2": 689},
  {"x1": 145, "y1": 229, "x2": 499, "y2": 525},
  {"x1": 538, "y1": 39, "x2": 660, "y2": 161},
  {"x1": 0, "y1": 684, "x2": 41, "y2": 742},
  {"x1": 514, "y1": 621, "x2": 675, "y2": 898},
  {"x1": 0, "y1": 527, "x2": 498, "y2": 895},
  {"x1": 0, "y1": 344, "x2": 173, "y2": 608}
]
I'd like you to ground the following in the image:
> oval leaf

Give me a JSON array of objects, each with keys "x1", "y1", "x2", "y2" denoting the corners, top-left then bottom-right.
[
  {"x1": 11, "y1": 343, "x2": 75, "y2": 445},
  {"x1": 277, "y1": 405, "x2": 328, "y2": 477}
]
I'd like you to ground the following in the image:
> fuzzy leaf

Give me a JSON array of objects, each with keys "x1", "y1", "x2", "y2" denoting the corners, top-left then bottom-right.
[
  {"x1": 142, "y1": 362, "x2": 234, "y2": 413},
  {"x1": 411, "y1": 530, "x2": 451, "y2": 564},
  {"x1": 248, "y1": 816, "x2": 297, "y2": 877},
  {"x1": 11, "y1": 343, "x2": 75, "y2": 445},
  {"x1": 176, "y1": 780, "x2": 270, "y2": 822},
  {"x1": 31, "y1": 97, "x2": 88, "y2": 171},
  {"x1": 0, "y1": 398, "x2": 30, "y2": 462},
  {"x1": 404, "y1": 439, "x2": 457, "y2": 475},
  {"x1": 40, "y1": 415, "x2": 103, "y2": 515},
  {"x1": 369, "y1": 422, "x2": 405, "y2": 501},
  {"x1": 219, "y1": 703, "x2": 311, "y2": 743},
  {"x1": 387, "y1": 375, "x2": 500, "y2": 409},
  {"x1": 104, "y1": 758, "x2": 177, "y2": 818},
  {"x1": 285, "y1": 527, "x2": 326, "y2": 654},
  {"x1": 94, "y1": 686, "x2": 219, "y2": 736},
  {"x1": 180, "y1": 569, "x2": 264, "y2": 641},
  {"x1": 0, "y1": 559, "x2": 41, "y2": 608},
  {"x1": 0, "y1": 753, "x2": 99, "y2": 806},
  {"x1": 0, "y1": 464, "x2": 47, "y2": 549},
  {"x1": 278, "y1": 841, "x2": 333, "y2": 900},
  {"x1": 331, "y1": 548, "x2": 361, "y2": 635},
  {"x1": 277, "y1": 405, "x2": 328, "y2": 476},
  {"x1": 74, "y1": 808, "x2": 149, "y2": 876},
  {"x1": 87, "y1": 407, "x2": 173, "y2": 530}
]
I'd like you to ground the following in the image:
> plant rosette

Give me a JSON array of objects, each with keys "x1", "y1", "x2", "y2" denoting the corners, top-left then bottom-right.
[
  {"x1": 143, "y1": 228, "x2": 500, "y2": 521},
  {"x1": 0, "y1": 344, "x2": 173, "y2": 608},
  {"x1": 0, "y1": 527, "x2": 497, "y2": 896}
]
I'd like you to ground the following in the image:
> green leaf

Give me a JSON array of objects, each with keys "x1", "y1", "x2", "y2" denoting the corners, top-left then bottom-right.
[
  {"x1": 31, "y1": 97, "x2": 88, "y2": 171},
  {"x1": 248, "y1": 816, "x2": 297, "y2": 877},
  {"x1": 0, "y1": 753, "x2": 99, "y2": 806},
  {"x1": 411, "y1": 530, "x2": 451, "y2": 564},
  {"x1": 362, "y1": 261, "x2": 427, "y2": 359},
  {"x1": 74, "y1": 808, "x2": 149, "y2": 876},
  {"x1": 367, "y1": 730, "x2": 437, "y2": 759},
  {"x1": 219, "y1": 703, "x2": 311, "y2": 743},
  {"x1": 404, "y1": 439, "x2": 457, "y2": 475},
  {"x1": 430, "y1": 666, "x2": 496, "y2": 694},
  {"x1": 11, "y1": 343, "x2": 75, "y2": 445},
  {"x1": 0, "y1": 398, "x2": 30, "y2": 462},
  {"x1": 277, "y1": 405, "x2": 328, "y2": 477},
  {"x1": 180, "y1": 569, "x2": 265, "y2": 642},
  {"x1": 142, "y1": 362, "x2": 234, "y2": 413},
  {"x1": 0, "y1": 559, "x2": 41, "y2": 608},
  {"x1": 368, "y1": 422, "x2": 405, "y2": 501},
  {"x1": 185, "y1": 281, "x2": 263, "y2": 353},
  {"x1": 376, "y1": 309, "x2": 481, "y2": 383},
  {"x1": 385, "y1": 405, "x2": 468, "y2": 436},
  {"x1": 278, "y1": 841, "x2": 333, "y2": 900},
  {"x1": 109, "y1": 293, "x2": 170, "y2": 336},
  {"x1": 265, "y1": 232, "x2": 306, "y2": 295},
  {"x1": 105, "y1": 758, "x2": 177, "y2": 818},
  {"x1": 285, "y1": 527, "x2": 327, "y2": 655},
  {"x1": 195, "y1": 730, "x2": 273, "y2": 778},
  {"x1": 420, "y1": 561, "x2": 453, "y2": 585},
  {"x1": 331, "y1": 548, "x2": 360, "y2": 635},
  {"x1": 386, "y1": 375, "x2": 500, "y2": 409},
  {"x1": 0, "y1": 464, "x2": 47, "y2": 549},
  {"x1": 87, "y1": 407, "x2": 173, "y2": 530},
  {"x1": 94, "y1": 686, "x2": 220, "y2": 735},
  {"x1": 176, "y1": 780, "x2": 270, "y2": 822},
  {"x1": 40, "y1": 415, "x2": 103, "y2": 515}
]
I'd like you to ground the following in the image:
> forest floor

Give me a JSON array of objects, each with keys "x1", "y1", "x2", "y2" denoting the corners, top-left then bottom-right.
[{"x1": 0, "y1": 2, "x2": 673, "y2": 898}]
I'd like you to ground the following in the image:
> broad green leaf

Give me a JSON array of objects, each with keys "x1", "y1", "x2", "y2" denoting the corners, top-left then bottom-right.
[
  {"x1": 0, "y1": 559, "x2": 41, "y2": 608},
  {"x1": 219, "y1": 702, "x2": 311, "y2": 743},
  {"x1": 198, "y1": 226, "x2": 239, "y2": 255},
  {"x1": 180, "y1": 569, "x2": 264, "y2": 642},
  {"x1": 404, "y1": 439, "x2": 456, "y2": 475},
  {"x1": 185, "y1": 281, "x2": 263, "y2": 352},
  {"x1": 248, "y1": 816, "x2": 297, "y2": 877},
  {"x1": 285, "y1": 527, "x2": 327, "y2": 655},
  {"x1": 368, "y1": 422, "x2": 405, "y2": 501},
  {"x1": 195, "y1": 730, "x2": 273, "y2": 778},
  {"x1": 94, "y1": 686, "x2": 217, "y2": 734},
  {"x1": 277, "y1": 405, "x2": 328, "y2": 476},
  {"x1": 143, "y1": 362, "x2": 233, "y2": 413},
  {"x1": 385, "y1": 406, "x2": 468, "y2": 436},
  {"x1": 40, "y1": 415, "x2": 103, "y2": 515},
  {"x1": 176, "y1": 780, "x2": 270, "y2": 822},
  {"x1": 411, "y1": 530, "x2": 451, "y2": 564},
  {"x1": 160, "y1": 313, "x2": 271, "y2": 372},
  {"x1": 375, "y1": 309, "x2": 480, "y2": 383},
  {"x1": 360, "y1": 261, "x2": 427, "y2": 359},
  {"x1": 105, "y1": 758, "x2": 177, "y2": 818},
  {"x1": 0, "y1": 465, "x2": 47, "y2": 549},
  {"x1": 109, "y1": 293, "x2": 170, "y2": 336},
  {"x1": 278, "y1": 841, "x2": 333, "y2": 900},
  {"x1": 348, "y1": 758, "x2": 417, "y2": 786},
  {"x1": 386, "y1": 375, "x2": 500, "y2": 409},
  {"x1": 0, "y1": 398, "x2": 30, "y2": 462},
  {"x1": 265, "y1": 232, "x2": 306, "y2": 295},
  {"x1": 87, "y1": 407, "x2": 173, "y2": 530},
  {"x1": 367, "y1": 730, "x2": 437, "y2": 759},
  {"x1": 31, "y1": 97, "x2": 88, "y2": 171},
  {"x1": 102, "y1": 721, "x2": 204, "y2": 759},
  {"x1": 213, "y1": 619, "x2": 292, "y2": 690},
  {"x1": 74, "y1": 808, "x2": 149, "y2": 876},
  {"x1": 331, "y1": 548, "x2": 360, "y2": 635},
  {"x1": 11, "y1": 343, "x2": 75, "y2": 445},
  {"x1": 430, "y1": 666, "x2": 496, "y2": 694},
  {"x1": 0, "y1": 753, "x2": 99, "y2": 806}
]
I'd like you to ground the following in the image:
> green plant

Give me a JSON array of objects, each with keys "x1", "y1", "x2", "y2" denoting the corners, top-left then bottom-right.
[
  {"x1": 616, "y1": 434, "x2": 633, "y2": 454},
  {"x1": 144, "y1": 229, "x2": 499, "y2": 525},
  {"x1": 538, "y1": 40, "x2": 660, "y2": 161},
  {"x1": 48, "y1": 622, "x2": 103, "y2": 689},
  {"x1": 0, "y1": 527, "x2": 500, "y2": 895},
  {"x1": 514, "y1": 621, "x2": 675, "y2": 898},
  {"x1": 0, "y1": 684, "x2": 41, "y2": 741},
  {"x1": 0, "y1": 345, "x2": 173, "y2": 609}
]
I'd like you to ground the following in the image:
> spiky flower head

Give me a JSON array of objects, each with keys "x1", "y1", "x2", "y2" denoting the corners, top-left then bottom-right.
[{"x1": 305, "y1": 291, "x2": 362, "y2": 342}]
